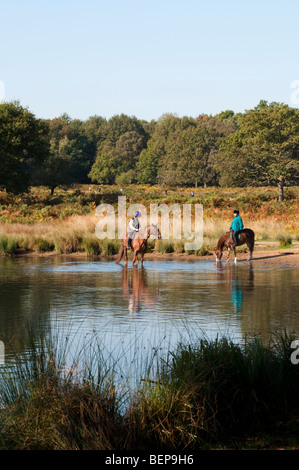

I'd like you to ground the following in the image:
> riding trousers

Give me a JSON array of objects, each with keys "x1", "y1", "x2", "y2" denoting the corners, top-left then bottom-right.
[{"x1": 231, "y1": 229, "x2": 241, "y2": 246}]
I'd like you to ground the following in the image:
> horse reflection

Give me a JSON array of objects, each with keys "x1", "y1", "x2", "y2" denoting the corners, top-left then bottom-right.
[
  {"x1": 121, "y1": 266, "x2": 158, "y2": 316},
  {"x1": 216, "y1": 263, "x2": 254, "y2": 315}
]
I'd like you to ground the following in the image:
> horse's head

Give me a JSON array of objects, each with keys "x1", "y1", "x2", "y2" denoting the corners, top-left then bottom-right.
[
  {"x1": 214, "y1": 249, "x2": 223, "y2": 261},
  {"x1": 150, "y1": 224, "x2": 161, "y2": 239}
]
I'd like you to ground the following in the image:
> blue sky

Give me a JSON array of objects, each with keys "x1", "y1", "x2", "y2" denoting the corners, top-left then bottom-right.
[{"x1": 1, "y1": 0, "x2": 298, "y2": 121}]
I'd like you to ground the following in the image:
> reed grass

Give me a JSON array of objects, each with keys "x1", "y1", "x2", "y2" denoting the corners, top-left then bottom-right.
[
  {"x1": 129, "y1": 331, "x2": 299, "y2": 449},
  {"x1": 0, "y1": 185, "x2": 298, "y2": 257},
  {"x1": 276, "y1": 234, "x2": 293, "y2": 248},
  {"x1": 1, "y1": 327, "x2": 299, "y2": 450},
  {"x1": 155, "y1": 239, "x2": 174, "y2": 253},
  {"x1": 0, "y1": 235, "x2": 18, "y2": 255},
  {"x1": 82, "y1": 236, "x2": 101, "y2": 255},
  {"x1": 0, "y1": 325, "x2": 125, "y2": 450}
]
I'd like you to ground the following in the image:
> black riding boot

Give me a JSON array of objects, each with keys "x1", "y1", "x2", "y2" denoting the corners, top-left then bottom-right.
[
  {"x1": 231, "y1": 230, "x2": 237, "y2": 247},
  {"x1": 127, "y1": 238, "x2": 132, "y2": 250}
]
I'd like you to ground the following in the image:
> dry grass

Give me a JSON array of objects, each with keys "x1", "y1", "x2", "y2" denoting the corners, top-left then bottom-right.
[
  {"x1": 0, "y1": 185, "x2": 298, "y2": 255},
  {"x1": 0, "y1": 212, "x2": 297, "y2": 255}
]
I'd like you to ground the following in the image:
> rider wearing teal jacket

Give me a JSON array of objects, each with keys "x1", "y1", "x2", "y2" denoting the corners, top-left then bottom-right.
[{"x1": 230, "y1": 209, "x2": 244, "y2": 246}]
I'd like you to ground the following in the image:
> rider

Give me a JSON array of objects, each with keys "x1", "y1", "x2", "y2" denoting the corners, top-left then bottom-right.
[
  {"x1": 127, "y1": 211, "x2": 141, "y2": 250},
  {"x1": 230, "y1": 209, "x2": 244, "y2": 247}
]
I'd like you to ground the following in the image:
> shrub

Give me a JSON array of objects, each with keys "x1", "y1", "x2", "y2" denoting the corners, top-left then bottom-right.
[
  {"x1": 101, "y1": 239, "x2": 119, "y2": 255},
  {"x1": 173, "y1": 240, "x2": 185, "y2": 253},
  {"x1": 35, "y1": 237, "x2": 54, "y2": 252},
  {"x1": 195, "y1": 245, "x2": 210, "y2": 256},
  {"x1": 1, "y1": 327, "x2": 299, "y2": 450},
  {"x1": 145, "y1": 239, "x2": 155, "y2": 253},
  {"x1": 53, "y1": 232, "x2": 83, "y2": 254},
  {"x1": 82, "y1": 237, "x2": 101, "y2": 255},
  {"x1": 0, "y1": 235, "x2": 18, "y2": 254},
  {"x1": 0, "y1": 329, "x2": 122, "y2": 450},
  {"x1": 276, "y1": 234, "x2": 293, "y2": 247},
  {"x1": 155, "y1": 240, "x2": 174, "y2": 253},
  {"x1": 133, "y1": 332, "x2": 299, "y2": 448}
]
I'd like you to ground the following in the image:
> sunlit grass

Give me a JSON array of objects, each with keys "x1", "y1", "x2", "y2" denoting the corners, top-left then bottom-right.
[{"x1": 0, "y1": 185, "x2": 298, "y2": 255}]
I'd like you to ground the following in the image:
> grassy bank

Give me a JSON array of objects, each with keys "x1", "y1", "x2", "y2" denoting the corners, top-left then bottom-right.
[
  {"x1": 0, "y1": 328, "x2": 299, "y2": 450},
  {"x1": 0, "y1": 185, "x2": 298, "y2": 256}
]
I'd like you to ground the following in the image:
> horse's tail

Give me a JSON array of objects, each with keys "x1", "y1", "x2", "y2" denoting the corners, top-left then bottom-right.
[
  {"x1": 115, "y1": 246, "x2": 124, "y2": 264},
  {"x1": 250, "y1": 230, "x2": 255, "y2": 251},
  {"x1": 243, "y1": 228, "x2": 255, "y2": 251}
]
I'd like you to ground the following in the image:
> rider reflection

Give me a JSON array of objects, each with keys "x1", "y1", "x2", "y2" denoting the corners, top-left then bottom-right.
[
  {"x1": 216, "y1": 263, "x2": 254, "y2": 315},
  {"x1": 231, "y1": 279, "x2": 243, "y2": 315}
]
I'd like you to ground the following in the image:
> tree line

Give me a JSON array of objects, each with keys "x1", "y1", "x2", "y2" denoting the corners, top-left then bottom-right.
[{"x1": 0, "y1": 100, "x2": 298, "y2": 200}]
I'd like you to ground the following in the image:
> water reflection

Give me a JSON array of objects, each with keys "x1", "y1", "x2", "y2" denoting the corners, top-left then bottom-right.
[
  {"x1": 121, "y1": 266, "x2": 159, "y2": 316},
  {"x1": 215, "y1": 262, "x2": 255, "y2": 315},
  {"x1": 0, "y1": 257, "x2": 298, "y2": 365}
]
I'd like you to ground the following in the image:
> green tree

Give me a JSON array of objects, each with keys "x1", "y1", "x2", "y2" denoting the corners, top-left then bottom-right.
[
  {"x1": 44, "y1": 116, "x2": 97, "y2": 185},
  {"x1": 67, "y1": 119, "x2": 98, "y2": 183},
  {"x1": 137, "y1": 139, "x2": 160, "y2": 184},
  {"x1": 88, "y1": 115, "x2": 148, "y2": 184},
  {"x1": 172, "y1": 115, "x2": 231, "y2": 188},
  {"x1": 102, "y1": 113, "x2": 147, "y2": 146},
  {"x1": 0, "y1": 101, "x2": 49, "y2": 193},
  {"x1": 88, "y1": 143, "x2": 118, "y2": 185},
  {"x1": 217, "y1": 101, "x2": 299, "y2": 200},
  {"x1": 151, "y1": 114, "x2": 194, "y2": 188},
  {"x1": 144, "y1": 113, "x2": 234, "y2": 189},
  {"x1": 33, "y1": 135, "x2": 74, "y2": 195},
  {"x1": 82, "y1": 115, "x2": 108, "y2": 162}
]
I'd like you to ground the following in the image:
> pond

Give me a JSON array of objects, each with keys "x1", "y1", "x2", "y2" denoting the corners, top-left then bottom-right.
[{"x1": 0, "y1": 256, "x2": 298, "y2": 380}]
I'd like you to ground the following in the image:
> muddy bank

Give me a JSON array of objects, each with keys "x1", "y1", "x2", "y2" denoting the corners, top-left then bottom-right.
[
  {"x1": 5, "y1": 244, "x2": 299, "y2": 267},
  {"x1": 137, "y1": 247, "x2": 299, "y2": 267}
]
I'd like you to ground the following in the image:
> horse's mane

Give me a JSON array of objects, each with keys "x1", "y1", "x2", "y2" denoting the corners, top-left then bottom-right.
[{"x1": 138, "y1": 224, "x2": 158, "y2": 238}]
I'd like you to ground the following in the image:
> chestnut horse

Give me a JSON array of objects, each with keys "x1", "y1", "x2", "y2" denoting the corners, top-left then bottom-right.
[
  {"x1": 115, "y1": 224, "x2": 161, "y2": 266},
  {"x1": 214, "y1": 229, "x2": 255, "y2": 263}
]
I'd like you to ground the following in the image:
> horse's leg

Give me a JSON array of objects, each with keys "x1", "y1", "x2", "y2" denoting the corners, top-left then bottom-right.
[
  {"x1": 247, "y1": 241, "x2": 253, "y2": 260},
  {"x1": 132, "y1": 250, "x2": 138, "y2": 266},
  {"x1": 140, "y1": 251, "x2": 144, "y2": 265},
  {"x1": 124, "y1": 247, "x2": 128, "y2": 265},
  {"x1": 233, "y1": 246, "x2": 237, "y2": 263},
  {"x1": 226, "y1": 247, "x2": 231, "y2": 262}
]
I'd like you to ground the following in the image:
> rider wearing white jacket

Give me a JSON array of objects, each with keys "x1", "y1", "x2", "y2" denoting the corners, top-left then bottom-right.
[{"x1": 127, "y1": 212, "x2": 141, "y2": 249}]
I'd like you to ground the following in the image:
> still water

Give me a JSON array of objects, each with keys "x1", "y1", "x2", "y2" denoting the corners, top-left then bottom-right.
[{"x1": 0, "y1": 256, "x2": 298, "y2": 376}]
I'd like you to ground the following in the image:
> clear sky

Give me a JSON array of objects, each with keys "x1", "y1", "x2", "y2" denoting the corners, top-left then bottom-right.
[{"x1": 1, "y1": 0, "x2": 298, "y2": 121}]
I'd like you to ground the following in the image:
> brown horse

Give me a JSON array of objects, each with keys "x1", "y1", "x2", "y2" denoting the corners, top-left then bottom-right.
[
  {"x1": 115, "y1": 224, "x2": 161, "y2": 266},
  {"x1": 214, "y1": 229, "x2": 255, "y2": 263}
]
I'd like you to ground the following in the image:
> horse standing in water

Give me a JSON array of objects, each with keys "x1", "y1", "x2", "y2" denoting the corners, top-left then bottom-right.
[
  {"x1": 116, "y1": 224, "x2": 161, "y2": 266},
  {"x1": 214, "y1": 229, "x2": 255, "y2": 263}
]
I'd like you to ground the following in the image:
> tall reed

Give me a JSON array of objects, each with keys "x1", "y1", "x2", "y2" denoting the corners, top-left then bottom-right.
[
  {"x1": 128, "y1": 331, "x2": 299, "y2": 449},
  {"x1": 0, "y1": 324, "x2": 125, "y2": 450},
  {"x1": 0, "y1": 235, "x2": 18, "y2": 254},
  {"x1": 1, "y1": 326, "x2": 299, "y2": 450}
]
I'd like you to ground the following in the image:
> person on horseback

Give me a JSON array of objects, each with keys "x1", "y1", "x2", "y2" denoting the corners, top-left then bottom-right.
[
  {"x1": 127, "y1": 211, "x2": 141, "y2": 250},
  {"x1": 230, "y1": 209, "x2": 244, "y2": 247}
]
